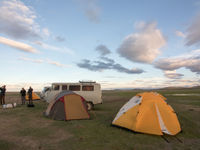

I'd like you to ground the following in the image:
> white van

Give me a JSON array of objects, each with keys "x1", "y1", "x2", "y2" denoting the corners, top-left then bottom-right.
[
  {"x1": 40, "y1": 86, "x2": 51, "y2": 99},
  {"x1": 43, "y1": 81, "x2": 102, "y2": 110}
]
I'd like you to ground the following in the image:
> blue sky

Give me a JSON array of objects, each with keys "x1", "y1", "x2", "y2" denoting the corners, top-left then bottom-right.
[{"x1": 0, "y1": 0, "x2": 200, "y2": 91}]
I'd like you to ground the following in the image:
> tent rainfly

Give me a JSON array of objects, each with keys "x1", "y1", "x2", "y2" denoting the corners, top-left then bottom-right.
[
  {"x1": 44, "y1": 91, "x2": 90, "y2": 121},
  {"x1": 25, "y1": 92, "x2": 40, "y2": 101},
  {"x1": 112, "y1": 92, "x2": 181, "y2": 135}
]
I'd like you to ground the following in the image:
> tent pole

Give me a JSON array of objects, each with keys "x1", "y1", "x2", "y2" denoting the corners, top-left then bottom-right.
[
  {"x1": 174, "y1": 136, "x2": 183, "y2": 143},
  {"x1": 161, "y1": 136, "x2": 170, "y2": 143}
]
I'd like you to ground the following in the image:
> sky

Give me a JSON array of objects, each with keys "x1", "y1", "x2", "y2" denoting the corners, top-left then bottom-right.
[{"x1": 0, "y1": 0, "x2": 200, "y2": 91}]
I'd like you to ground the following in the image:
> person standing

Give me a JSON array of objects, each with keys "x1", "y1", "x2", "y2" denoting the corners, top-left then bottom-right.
[
  {"x1": 20, "y1": 88, "x2": 26, "y2": 105},
  {"x1": 0, "y1": 85, "x2": 6, "y2": 105},
  {"x1": 0, "y1": 87, "x2": 2, "y2": 105},
  {"x1": 28, "y1": 86, "x2": 33, "y2": 105}
]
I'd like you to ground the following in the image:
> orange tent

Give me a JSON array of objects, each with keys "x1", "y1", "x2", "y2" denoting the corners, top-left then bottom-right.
[
  {"x1": 25, "y1": 92, "x2": 40, "y2": 101},
  {"x1": 44, "y1": 91, "x2": 90, "y2": 121},
  {"x1": 112, "y1": 92, "x2": 181, "y2": 135}
]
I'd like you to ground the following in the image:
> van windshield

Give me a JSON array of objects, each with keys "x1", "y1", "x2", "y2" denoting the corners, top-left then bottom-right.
[{"x1": 44, "y1": 87, "x2": 50, "y2": 92}]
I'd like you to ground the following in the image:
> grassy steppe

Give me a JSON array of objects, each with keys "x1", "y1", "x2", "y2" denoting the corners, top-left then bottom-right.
[{"x1": 0, "y1": 89, "x2": 200, "y2": 150}]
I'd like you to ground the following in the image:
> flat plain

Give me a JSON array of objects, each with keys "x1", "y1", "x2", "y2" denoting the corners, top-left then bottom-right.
[{"x1": 0, "y1": 88, "x2": 200, "y2": 150}]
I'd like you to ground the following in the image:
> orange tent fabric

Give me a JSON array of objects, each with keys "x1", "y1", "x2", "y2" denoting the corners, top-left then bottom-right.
[
  {"x1": 112, "y1": 92, "x2": 181, "y2": 135},
  {"x1": 25, "y1": 92, "x2": 40, "y2": 101},
  {"x1": 45, "y1": 91, "x2": 89, "y2": 121}
]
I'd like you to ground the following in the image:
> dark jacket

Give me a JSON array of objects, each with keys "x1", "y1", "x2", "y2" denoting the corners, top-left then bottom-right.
[
  {"x1": 0, "y1": 87, "x2": 6, "y2": 96},
  {"x1": 28, "y1": 88, "x2": 33, "y2": 98},
  {"x1": 20, "y1": 89, "x2": 26, "y2": 96}
]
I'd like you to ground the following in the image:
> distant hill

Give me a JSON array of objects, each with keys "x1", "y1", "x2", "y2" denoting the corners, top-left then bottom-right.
[{"x1": 103, "y1": 86, "x2": 200, "y2": 91}]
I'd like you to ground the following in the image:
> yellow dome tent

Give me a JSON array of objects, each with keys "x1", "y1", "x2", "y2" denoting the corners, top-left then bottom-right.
[
  {"x1": 112, "y1": 92, "x2": 181, "y2": 135},
  {"x1": 44, "y1": 91, "x2": 90, "y2": 120},
  {"x1": 25, "y1": 92, "x2": 40, "y2": 101}
]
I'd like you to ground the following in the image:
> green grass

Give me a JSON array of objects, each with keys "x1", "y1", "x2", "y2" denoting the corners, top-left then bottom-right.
[
  {"x1": 0, "y1": 139, "x2": 15, "y2": 150},
  {"x1": 0, "y1": 89, "x2": 200, "y2": 150}
]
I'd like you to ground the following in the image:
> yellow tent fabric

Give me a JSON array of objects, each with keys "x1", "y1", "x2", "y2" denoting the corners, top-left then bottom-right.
[
  {"x1": 112, "y1": 92, "x2": 181, "y2": 135},
  {"x1": 64, "y1": 94, "x2": 89, "y2": 120},
  {"x1": 25, "y1": 92, "x2": 40, "y2": 101},
  {"x1": 45, "y1": 91, "x2": 90, "y2": 121}
]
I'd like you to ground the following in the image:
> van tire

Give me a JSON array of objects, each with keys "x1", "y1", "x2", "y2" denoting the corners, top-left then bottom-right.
[{"x1": 86, "y1": 102, "x2": 94, "y2": 111}]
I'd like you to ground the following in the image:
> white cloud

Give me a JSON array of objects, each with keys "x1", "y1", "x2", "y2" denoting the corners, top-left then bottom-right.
[
  {"x1": 154, "y1": 49, "x2": 200, "y2": 75},
  {"x1": 134, "y1": 21, "x2": 146, "y2": 29},
  {"x1": 19, "y1": 56, "x2": 70, "y2": 68},
  {"x1": 164, "y1": 70, "x2": 184, "y2": 79},
  {"x1": 19, "y1": 57, "x2": 43, "y2": 63},
  {"x1": 117, "y1": 22, "x2": 166, "y2": 64},
  {"x1": 175, "y1": 30, "x2": 185, "y2": 38},
  {"x1": 0, "y1": 0, "x2": 41, "y2": 39},
  {"x1": 186, "y1": 12, "x2": 200, "y2": 46},
  {"x1": 0, "y1": 36, "x2": 39, "y2": 53},
  {"x1": 34, "y1": 41, "x2": 75, "y2": 55},
  {"x1": 42, "y1": 28, "x2": 50, "y2": 37},
  {"x1": 46, "y1": 60, "x2": 67, "y2": 67}
]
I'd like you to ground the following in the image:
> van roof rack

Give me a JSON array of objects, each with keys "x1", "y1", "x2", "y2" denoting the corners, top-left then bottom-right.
[{"x1": 79, "y1": 80, "x2": 96, "y2": 83}]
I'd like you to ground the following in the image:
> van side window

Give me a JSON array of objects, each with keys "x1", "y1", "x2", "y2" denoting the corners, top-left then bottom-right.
[
  {"x1": 53, "y1": 85, "x2": 60, "y2": 90},
  {"x1": 69, "y1": 85, "x2": 80, "y2": 91},
  {"x1": 62, "y1": 85, "x2": 68, "y2": 90},
  {"x1": 82, "y1": 85, "x2": 94, "y2": 91}
]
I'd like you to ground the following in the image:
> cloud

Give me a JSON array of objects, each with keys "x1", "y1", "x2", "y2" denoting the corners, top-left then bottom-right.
[
  {"x1": 55, "y1": 36, "x2": 65, "y2": 42},
  {"x1": 19, "y1": 57, "x2": 70, "y2": 68},
  {"x1": 0, "y1": 0, "x2": 41, "y2": 40},
  {"x1": 185, "y1": 13, "x2": 200, "y2": 46},
  {"x1": 46, "y1": 60, "x2": 67, "y2": 67},
  {"x1": 134, "y1": 21, "x2": 146, "y2": 29},
  {"x1": 42, "y1": 28, "x2": 50, "y2": 37},
  {"x1": 154, "y1": 49, "x2": 200, "y2": 75},
  {"x1": 175, "y1": 31, "x2": 186, "y2": 38},
  {"x1": 103, "y1": 76, "x2": 122, "y2": 79},
  {"x1": 0, "y1": 36, "x2": 39, "y2": 53},
  {"x1": 77, "y1": 0, "x2": 100, "y2": 23},
  {"x1": 19, "y1": 57, "x2": 44, "y2": 63},
  {"x1": 77, "y1": 56, "x2": 144, "y2": 74},
  {"x1": 96, "y1": 44, "x2": 111, "y2": 56},
  {"x1": 34, "y1": 41, "x2": 74, "y2": 55},
  {"x1": 117, "y1": 22, "x2": 166, "y2": 64},
  {"x1": 164, "y1": 70, "x2": 184, "y2": 79}
]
